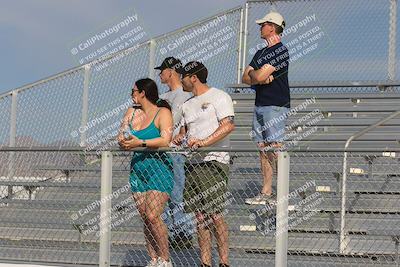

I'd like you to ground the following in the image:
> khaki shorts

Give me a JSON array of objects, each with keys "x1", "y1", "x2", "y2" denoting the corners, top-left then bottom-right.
[{"x1": 183, "y1": 161, "x2": 229, "y2": 215}]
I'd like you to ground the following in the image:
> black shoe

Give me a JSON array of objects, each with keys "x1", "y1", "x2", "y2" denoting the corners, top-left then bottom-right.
[
  {"x1": 219, "y1": 264, "x2": 230, "y2": 267},
  {"x1": 200, "y1": 263, "x2": 211, "y2": 267}
]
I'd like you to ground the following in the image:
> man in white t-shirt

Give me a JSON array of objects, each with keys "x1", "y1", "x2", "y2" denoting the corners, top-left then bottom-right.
[
  {"x1": 173, "y1": 61, "x2": 235, "y2": 267},
  {"x1": 155, "y1": 57, "x2": 194, "y2": 248}
]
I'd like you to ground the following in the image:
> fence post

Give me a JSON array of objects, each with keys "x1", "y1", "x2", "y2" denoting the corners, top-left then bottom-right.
[
  {"x1": 99, "y1": 151, "x2": 112, "y2": 267},
  {"x1": 237, "y1": 7, "x2": 245, "y2": 84},
  {"x1": 339, "y1": 151, "x2": 349, "y2": 253},
  {"x1": 80, "y1": 64, "x2": 91, "y2": 147},
  {"x1": 7, "y1": 90, "x2": 18, "y2": 199},
  {"x1": 241, "y1": 2, "x2": 249, "y2": 75},
  {"x1": 388, "y1": 0, "x2": 397, "y2": 81},
  {"x1": 148, "y1": 39, "x2": 156, "y2": 80},
  {"x1": 275, "y1": 151, "x2": 290, "y2": 267}
]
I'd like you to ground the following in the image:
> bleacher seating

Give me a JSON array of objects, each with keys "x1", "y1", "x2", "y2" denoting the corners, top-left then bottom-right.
[{"x1": 0, "y1": 88, "x2": 399, "y2": 266}]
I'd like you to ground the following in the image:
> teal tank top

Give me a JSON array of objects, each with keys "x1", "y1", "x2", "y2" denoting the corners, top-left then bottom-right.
[
  {"x1": 129, "y1": 108, "x2": 161, "y2": 140},
  {"x1": 128, "y1": 108, "x2": 174, "y2": 195}
]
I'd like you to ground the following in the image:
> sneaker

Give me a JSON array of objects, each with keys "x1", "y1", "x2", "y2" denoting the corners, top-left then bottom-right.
[
  {"x1": 219, "y1": 264, "x2": 230, "y2": 267},
  {"x1": 245, "y1": 193, "x2": 275, "y2": 205},
  {"x1": 145, "y1": 257, "x2": 160, "y2": 267},
  {"x1": 200, "y1": 263, "x2": 211, "y2": 267},
  {"x1": 158, "y1": 258, "x2": 173, "y2": 267}
]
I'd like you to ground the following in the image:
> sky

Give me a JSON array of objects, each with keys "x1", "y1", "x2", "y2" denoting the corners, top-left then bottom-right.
[
  {"x1": 0, "y1": 0, "x2": 398, "y2": 146},
  {"x1": 0, "y1": 0, "x2": 398, "y2": 95},
  {"x1": 0, "y1": 0, "x2": 245, "y2": 94}
]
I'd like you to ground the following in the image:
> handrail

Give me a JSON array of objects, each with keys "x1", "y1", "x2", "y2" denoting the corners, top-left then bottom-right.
[
  {"x1": 1, "y1": 65, "x2": 86, "y2": 98},
  {"x1": 1, "y1": 146, "x2": 400, "y2": 153},
  {"x1": 339, "y1": 108, "x2": 400, "y2": 253},
  {"x1": 227, "y1": 81, "x2": 400, "y2": 88}
]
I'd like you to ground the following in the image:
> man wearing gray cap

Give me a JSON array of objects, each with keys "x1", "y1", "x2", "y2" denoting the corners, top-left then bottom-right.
[
  {"x1": 242, "y1": 11, "x2": 290, "y2": 205},
  {"x1": 155, "y1": 57, "x2": 195, "y2": 248}
]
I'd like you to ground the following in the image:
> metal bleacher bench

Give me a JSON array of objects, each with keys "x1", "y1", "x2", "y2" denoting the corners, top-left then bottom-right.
[{"x1": 225, "y1": 82, "x2": 400, "y2": 150}]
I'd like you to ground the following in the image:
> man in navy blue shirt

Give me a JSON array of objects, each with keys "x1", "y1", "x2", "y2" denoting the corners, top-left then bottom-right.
[{"x1": 242, "y1": 11, "x2": 290, "y2": 205}]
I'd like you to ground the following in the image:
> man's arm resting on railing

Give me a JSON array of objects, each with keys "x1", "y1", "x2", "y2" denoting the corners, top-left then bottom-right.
[{"x1": 172, "y1": 125, "x2": 187, "y2": 146}]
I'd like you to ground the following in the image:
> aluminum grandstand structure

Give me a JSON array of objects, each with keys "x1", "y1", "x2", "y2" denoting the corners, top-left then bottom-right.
[{"x1": 0, "y1": 0, "x2": 400, "y2": 266}]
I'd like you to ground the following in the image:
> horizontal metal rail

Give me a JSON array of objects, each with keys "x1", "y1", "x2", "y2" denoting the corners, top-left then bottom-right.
[
  {"x1": 1, "y1": 146, "x2": 400, "y2": 153},
  {"x1": 226, "y1": 81, "x2": 400, "y2": 89}
]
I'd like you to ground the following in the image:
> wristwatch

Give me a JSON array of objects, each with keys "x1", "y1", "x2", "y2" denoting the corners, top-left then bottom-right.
[{"x1": 141, "y1": 140, "x2": 147, "y2": 147}]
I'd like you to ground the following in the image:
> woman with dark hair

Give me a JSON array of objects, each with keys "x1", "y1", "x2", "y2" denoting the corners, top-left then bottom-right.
[{"x1": 118, "y1": 78, "x2": 174, "y2": 267}]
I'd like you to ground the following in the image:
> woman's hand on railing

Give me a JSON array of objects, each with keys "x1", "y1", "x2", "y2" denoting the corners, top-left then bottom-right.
[{"x1": 119, "y1": 136, "x2": 141, "y2": 150}]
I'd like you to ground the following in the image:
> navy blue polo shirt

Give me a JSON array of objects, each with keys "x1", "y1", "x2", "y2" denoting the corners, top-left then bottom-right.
[{"x1": 249, "y1": 42, "x2": 290, "y2": 108}]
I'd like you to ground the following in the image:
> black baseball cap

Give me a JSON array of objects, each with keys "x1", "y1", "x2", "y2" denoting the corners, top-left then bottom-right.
[
  {"x1": 181, "y1": 61, "x2": 208, "y2": 83},
  {"x1": 154, "y1": 57, "x2": 184, "y2": 73}
]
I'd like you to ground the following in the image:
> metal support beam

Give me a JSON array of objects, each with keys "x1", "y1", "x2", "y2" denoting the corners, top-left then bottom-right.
[
  {"x1": 275, "y1": 152, "x2": 290, "y2": 267},
  {"x1": 241, "y1": 2, "x2": 249, "y2": 76},
  {"x1": 99, "y1": 151, "x2": 112, "y2": 267},
  {"x1": 7, "y1": 90, "x2": 18, "y2": 199},
  {"x1": 80, "y1": 64, "x2": 91, "y2": 147},
  {"x1": 149, "y1": 39, "x2": 156, "y2": 80},
  {"x1": 388, "y1": 0, "x2": 397, "y2": 81},
  {"x1": 237, "y1": 7, "x2": 245, "y2": 83}
]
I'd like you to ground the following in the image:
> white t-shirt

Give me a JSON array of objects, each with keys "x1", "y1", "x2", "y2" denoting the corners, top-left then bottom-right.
[
  {"x1": 160, "y1": 87, "x2": 192, "y2": 137},
  {"x1": 181, "y1": 87, "x2": 235, "y2": 164}
]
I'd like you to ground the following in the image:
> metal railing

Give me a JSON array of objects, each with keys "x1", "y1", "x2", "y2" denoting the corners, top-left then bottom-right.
[
  {"x1": 0, "y1": 0, "x2": 399, "y2": 266},
  {"x1": 1, "y1": 146, "x2": 400, "y2": 266},
  {"x1": 340, "y1": 108, "x2": 400, "y2": 253},
  {"x1": 0, "y1": 0, "x2": 399, "y2": 149}
]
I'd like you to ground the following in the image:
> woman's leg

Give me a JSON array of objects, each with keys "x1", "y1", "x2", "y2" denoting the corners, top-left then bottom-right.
[
  {"x1": 145, "y1": 190, "x2": 170, "y2": 261},
  {"x1": 133, "y1": 192, "x2": 158, "y2": 260}
]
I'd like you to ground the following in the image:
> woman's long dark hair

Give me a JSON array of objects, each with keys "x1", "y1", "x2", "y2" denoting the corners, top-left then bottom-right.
[{"x1": 134, "y1": 78, "x2": 171, "y2": 111}]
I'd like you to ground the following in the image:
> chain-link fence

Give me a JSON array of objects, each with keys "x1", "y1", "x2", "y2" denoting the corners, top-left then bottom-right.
[
  {"x1": 0, "y1": 0, "x2": 398, "y2": 149},
  {"x1": 0, "y1": 148, "x2": 399, "y2": 266},
  {"x1": 153, "y1": 7, "x2": 243, "y2": 93},
  {"x1": 245, "y1": 0, "x2": 398, "y2": 82},
  {"x1": 0, "y1": 0, "x2": 399, "y2": 266},
  {"x1": 0, "y1": 150, "x2": 102, "y2": 264}
]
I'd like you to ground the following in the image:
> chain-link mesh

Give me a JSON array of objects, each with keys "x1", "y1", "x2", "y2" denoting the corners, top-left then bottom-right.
[
  {"x1": 14, "y1": 69, "x2": 85, "y2": 147},
  {"x1": 80, "y1": 44, "x2": 151, "y2": 152},
  {"x1": 277, "y1": 151, "x2": 400, "y2": 266},
  {"x1": 0, "y1": 148, "x2": 399, "y2": 266},
  {"x1": 246, "y1": 0, "x2": 395, "y2": 82},
  {"x1": 0, "y1": 95, "x2": 11, "y2": 147},
  {"x1": 231, "y1": 92, "x2": 400, "y2": 151},
  {"x1": 396, "y1": 0, "x2": 400, "y2": 80},
  {"x1": 105, "y1": 149, "x2": 399, "y2": 267},
  {"x1": 0, "y1": 150, "x2": 107, "y2": 264},
  {"x1": 153, "y1": 7, "x2": 242, "y2": 93},
  {"x1": 0, "y1": 1, "x2": 399, "y2": 266}
]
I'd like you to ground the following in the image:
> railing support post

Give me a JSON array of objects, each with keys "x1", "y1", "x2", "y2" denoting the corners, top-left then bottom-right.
[
  {"x1": 80, "y1": 64, "x2": 91, "y2": 147},
  {"x1": 275, "y1": 151, "x2": 290, "y2": 267},
  {"x1": 99, "y1": 151, "x2": 112, "y2": 267},
  {"x1": 7, "y1": 90, "x2": 18, "y2": 199}
]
